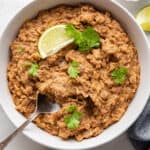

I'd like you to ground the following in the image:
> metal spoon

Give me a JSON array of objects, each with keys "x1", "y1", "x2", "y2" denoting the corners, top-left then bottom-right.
[{"x1": 0, "y1": 93, "x2": 60, "y2": 150}]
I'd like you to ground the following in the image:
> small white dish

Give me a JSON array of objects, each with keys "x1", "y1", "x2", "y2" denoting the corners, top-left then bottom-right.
[{"x1": 0, "y1": 0, "x2": 150, "y2": 149}]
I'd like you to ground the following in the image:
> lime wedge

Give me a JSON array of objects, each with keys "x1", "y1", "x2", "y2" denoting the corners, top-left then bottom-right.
[
  {"x1": 38, "y1": 24, "x2": 73, "y2": 58},
  {"x1": 136, "y1": 6, "x2": 150, "y2": 32}
]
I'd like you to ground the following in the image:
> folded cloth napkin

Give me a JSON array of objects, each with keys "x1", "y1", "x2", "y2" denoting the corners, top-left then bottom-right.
[{"x1": 128, "y1": 98, "x2": 150, "y2": 150}]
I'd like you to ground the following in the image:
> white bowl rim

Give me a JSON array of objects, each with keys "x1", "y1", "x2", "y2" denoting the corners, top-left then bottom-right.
[{"x1": 0, "y1": 0, "x2": 150, "y2": 150}]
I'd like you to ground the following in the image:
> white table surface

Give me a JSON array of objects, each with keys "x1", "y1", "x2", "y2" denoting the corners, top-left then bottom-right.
[{"x1": 0, "y1": 0, "x2": 149, "y2": 150}]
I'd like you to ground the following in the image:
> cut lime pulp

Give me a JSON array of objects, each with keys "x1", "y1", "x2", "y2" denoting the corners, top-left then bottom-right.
[
  {"x1": 136, "y1": 6, "x2": 150, "y2": 32},
  {"x1": 38, "y1": 24, "x2": 73, "y2": 58}
]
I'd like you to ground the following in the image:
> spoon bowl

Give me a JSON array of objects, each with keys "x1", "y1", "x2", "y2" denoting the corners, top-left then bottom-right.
[{"x1": 36, "y1": 93, "x2": 60, "y2": 113}]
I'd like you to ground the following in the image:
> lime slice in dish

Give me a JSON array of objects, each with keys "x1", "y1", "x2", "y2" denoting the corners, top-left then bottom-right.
[
  {"x1": 136, "y1": 5, "x2": 150, "y2": 32},
  {"x1": 38, "y1": 24, "x2": 73, "y2": 58}
]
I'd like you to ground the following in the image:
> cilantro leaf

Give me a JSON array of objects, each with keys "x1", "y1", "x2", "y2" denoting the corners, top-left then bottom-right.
[
  {"x1": 66, "y1": 105, "x2": 77, "y2": 113},
  {"x1": 70, "y1": 61, "x2": 79, "y2": 67},
  {"x1": 65, "y1": 23, "x2": 82, "y2": 42},
  {"x1": 28, "y1": 63, "x2": 39, "y2": 76},
  {"x1": 17, "y1": 46, "x2": 23, "y2": 52},
  {"x1": 79, "y1": 27, "x2": 100, "y2": 52},
  {"x1": 67, "y1": 61, "x2": 80, "y2": 78},
  {"x1": 111, "y1": 67, "x2": 128, "y2": 84},
  {"x1": 65, "y1": 23, "x2": 100, "y2": 52},
  {"x1": 64, "y1": 105, "x2": 82, "y2": 130}
]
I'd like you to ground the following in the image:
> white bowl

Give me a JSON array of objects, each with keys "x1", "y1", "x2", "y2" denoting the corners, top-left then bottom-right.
[{"x1": 0, "y1": 0, "x2": 150, "y2": 149}]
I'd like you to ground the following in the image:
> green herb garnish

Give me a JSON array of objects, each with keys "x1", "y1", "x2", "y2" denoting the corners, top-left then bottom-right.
[
  {"x1": 65, "y1": 23, "x2": 100, "y2": 52},
  {"x1": 67, "y1": 61, "x2": 80, "y2": 78},
  {"x1": 111, "y1": 67, "x2": 128, "y2": 84},
  {"x1": 17, "y1": 46, "x2": 23, "y2": 52},
  {"x1": 64, "y1": 105, "x2": 82, "y2": 130},
  {"x1": 28, "y1": 63, "x2": 39, "y2": 76},
  {"x1": 66, "y1": 105, "x2": 77, "y2": 113}
]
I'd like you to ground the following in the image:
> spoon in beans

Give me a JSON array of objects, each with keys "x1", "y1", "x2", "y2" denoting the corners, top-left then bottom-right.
[{"x1": 0, "y1": 93, "x2": 60, "y2": 150}]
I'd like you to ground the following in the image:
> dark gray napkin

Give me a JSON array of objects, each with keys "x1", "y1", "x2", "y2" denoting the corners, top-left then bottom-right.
[{"x1": 128, "y1": 97, "x2": 150, "y2": 150}]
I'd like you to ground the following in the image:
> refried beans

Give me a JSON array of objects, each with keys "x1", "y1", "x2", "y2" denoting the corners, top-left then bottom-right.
[{"x1": 7, "y1": 4, "x2": 140, "y2": 141}]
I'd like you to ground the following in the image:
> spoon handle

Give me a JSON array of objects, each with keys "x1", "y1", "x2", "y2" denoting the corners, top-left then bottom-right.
[{"x1": 0, "y1": 111, "x2": 39, "y2": 150}]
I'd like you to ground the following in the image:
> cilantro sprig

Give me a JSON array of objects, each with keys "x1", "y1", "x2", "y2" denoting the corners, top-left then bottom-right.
[
  {"x1": 64, "y1": 105, "x2": 82, "y2": 130},
  {"x1": 111, "y1": 67, "x2": 128, "y2": 84},
  {"x1": 65, "y1": 23, "x2": 100, "y2": 52},
  {"x1": 66, "y1": 105, "x2": 77, "y2": 113},
  {"x1": 67, "y1": 61, "x2": 80, "y2": 78},
  {"x1": 28, "y1": 63, "x2": 39, "y2": 77}
]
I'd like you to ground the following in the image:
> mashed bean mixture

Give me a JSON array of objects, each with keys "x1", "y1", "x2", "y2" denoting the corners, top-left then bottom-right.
[{"x1": 7, "y1": 5, "x2": 140, "y2": 141}]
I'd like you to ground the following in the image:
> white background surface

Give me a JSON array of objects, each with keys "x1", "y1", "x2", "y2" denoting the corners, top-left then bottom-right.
[{"x1": 0, "y1": 0, "x2": 149, "y2": 150}]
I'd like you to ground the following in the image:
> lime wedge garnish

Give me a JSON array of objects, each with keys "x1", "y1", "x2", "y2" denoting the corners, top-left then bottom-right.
[
  {"x1": 38, "y1": 24, "x2": 73, "y2": 58},
  {"x1": 136, "y1": 6, "x2": 150, "y2": 32}
]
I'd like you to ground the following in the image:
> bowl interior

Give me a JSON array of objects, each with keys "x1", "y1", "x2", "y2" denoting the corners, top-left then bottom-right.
[{"x1": 0, "y1": 0, "x2": 150, "y2": 149}]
